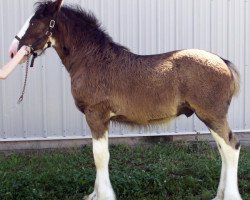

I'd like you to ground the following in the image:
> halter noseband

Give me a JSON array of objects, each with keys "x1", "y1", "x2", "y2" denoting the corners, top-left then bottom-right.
[{"x1": 15, "y1": 19, "x2": 56, "y2": 67}]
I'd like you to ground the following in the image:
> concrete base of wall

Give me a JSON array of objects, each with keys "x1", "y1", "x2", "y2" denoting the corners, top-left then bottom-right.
[{"x1": 0, "y1": 132, "x2": 249, "y2": 153}]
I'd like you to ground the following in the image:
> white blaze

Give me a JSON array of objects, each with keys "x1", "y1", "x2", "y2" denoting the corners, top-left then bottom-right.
[
  {"x1": 17, "y1": 15, "x2": 33, "y2": 39},
  {"x1": 9, "y1": 15, "x2": 33, "y2": 57}
]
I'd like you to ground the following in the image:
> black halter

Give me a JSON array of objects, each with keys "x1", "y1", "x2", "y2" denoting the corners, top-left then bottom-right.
[
  {"x1": 16, "y1": 18, "x2": 56, "y2": 103},
  {"x1": 15, "y1": 19, "x2": 56, "y2": 68}
]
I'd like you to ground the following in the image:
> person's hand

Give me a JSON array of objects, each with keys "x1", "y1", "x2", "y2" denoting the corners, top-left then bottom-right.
[
  {"x1": 19, "y1": 46, "x2": 31, "y2": 63},
  {"x1": 20, "y1": 46, "x2": 31, "y2": 56}
]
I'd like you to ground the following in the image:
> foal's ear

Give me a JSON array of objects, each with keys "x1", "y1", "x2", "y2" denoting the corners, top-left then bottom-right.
[
  {"x1": 36, "y1": 0, "x2": 64, "y2": 18},
  {"x1": 47, "y1": 0, "x2": 64, "y2": 15},
  {"x1": 54, "y1": 0, "x2": 64, "y2": 12}
]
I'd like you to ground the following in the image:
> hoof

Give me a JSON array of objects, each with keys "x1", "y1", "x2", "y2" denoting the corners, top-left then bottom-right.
[
  {"x1": 211, "y1": 197, "x2": 222, "y2": 200},
  {"x1": 84, "y1": 191, "x2": 97, "y2": 200},
  {"x1": 211, "y1": 193, "x2": 223, "y2": 200},
  {"x1": 223, "y1": 195, "x2": 242, "y2": 200},
  {"x1": 83, "y1": 189, "x2": 116, "y2": 200}
]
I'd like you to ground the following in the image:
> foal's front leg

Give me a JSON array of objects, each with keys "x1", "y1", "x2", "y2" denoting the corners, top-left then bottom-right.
[{"x1": 84, "y1": 110, "x2": 116, "y2": 200}]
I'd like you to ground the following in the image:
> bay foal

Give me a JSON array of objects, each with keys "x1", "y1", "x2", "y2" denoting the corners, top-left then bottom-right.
[{"x1": 9, "y1": 1, "x2": 242, "y2": 199}]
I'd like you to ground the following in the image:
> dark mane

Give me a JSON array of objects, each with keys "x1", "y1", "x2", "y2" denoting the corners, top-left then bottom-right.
[
  {"x1": 35, "y1": 1, "x2": 99, "y2": 26},
  {"x1": 34, "y1": 1, "x2": 129, "y2": 53}
]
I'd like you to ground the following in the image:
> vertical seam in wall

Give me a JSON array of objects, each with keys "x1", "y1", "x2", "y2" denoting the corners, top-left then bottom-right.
[
  {"x1": 136, "y1": 0, "x2": 140, "y2": 54},
  {"x1": 227, "y1": 0, "x2": 234, "y2": 127},
  {"x1": 192, "y1": 0, "x2": 196, "y2": 132},
  {"x1": 157, "y1": 0, "x2": 160, "y2": 53},
  {"x1": 42, "y1": 58, "x2": 48, "y2": 138},
  {"x1": 20, "y1": 0, "x2": 28, "y2": 139},
  {"x1": 209, "y1": 0, "x2": 212, "y2": 52},
  {"x1": 62, "y1": 65, "x2": 66, "y2": 137},
  {"x1": 100, "y1": 0, "x2": 104, "y2": 25},
  {"x1": 79, "y1": 1, "x2": 85, "y2": 136},
  {"x1": 118, "y1": 0, "x2": 121, "y2": 46},
  {"x1": 227, "y1": 0, "x2": 229, "y2": 58},
  {"x1": 192, "y1": 0, "x2": 195, "y2": 49},
  {"x1": 81, "y1": 0, "x2": 86, "y2": 136},
  {"x1": 0, "y1": 1, "x2": 6, "y2": 139},
  {"x1": 174, "y1": 0, "x2": 177, "y2": 132},
  {"x1": 138, "y1": 0, "x2": 141, "y2": 54},
  {"x1": 156, "y1": 0, "x2": 160, "y2": 134},
  {"x1": 243, "y1": 0, "x2": 247, "y2": 129}
]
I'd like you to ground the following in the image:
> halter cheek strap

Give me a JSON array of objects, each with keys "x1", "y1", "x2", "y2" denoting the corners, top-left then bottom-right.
[
  {"x1": 14, "y1": 19, "x2": 55, "y2": 67},
  {"x1": 15, "y1": 35, "x2": 21, "y2": 41}
]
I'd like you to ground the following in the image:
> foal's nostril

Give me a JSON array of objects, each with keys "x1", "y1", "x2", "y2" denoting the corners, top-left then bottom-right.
[{"x1": 11, "y1": 53, "x2": 14, "y2": 59}]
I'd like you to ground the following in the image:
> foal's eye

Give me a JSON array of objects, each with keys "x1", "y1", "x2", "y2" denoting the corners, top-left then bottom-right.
[{"x1": 31, "y1": 23, "x2": 34, "y2": 26}]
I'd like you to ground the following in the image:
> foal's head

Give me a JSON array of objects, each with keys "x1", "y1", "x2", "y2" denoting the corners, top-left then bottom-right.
[{"x1": 9, "y1": 0, "x2": 64, "y2": 59}]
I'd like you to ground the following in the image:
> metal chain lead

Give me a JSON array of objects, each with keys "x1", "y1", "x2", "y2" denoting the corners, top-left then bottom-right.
[
  {"x1": 16, "y1": 43, "x2": 51, "y2": 104},
  {"x1": 17, "y1": 55, "x2": 31, "y2": 104}
]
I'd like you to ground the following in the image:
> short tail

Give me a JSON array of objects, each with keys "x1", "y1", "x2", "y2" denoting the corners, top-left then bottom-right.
[{"x1": 222, "y1": 59, "x2": 240, "y2": 96}]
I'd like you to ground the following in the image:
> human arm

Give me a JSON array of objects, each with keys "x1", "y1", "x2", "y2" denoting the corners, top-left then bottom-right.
[{"x1": 0, "y1": 46, "x2": 30, "y2": 79}]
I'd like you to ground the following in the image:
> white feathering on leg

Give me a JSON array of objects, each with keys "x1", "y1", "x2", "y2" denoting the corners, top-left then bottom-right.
[
  {"x1": 92, "y1": 131, "x2": 116, "y2": 200},
  {"x1": 210, "y1": 130, "x2": 242, "y2": 200}
]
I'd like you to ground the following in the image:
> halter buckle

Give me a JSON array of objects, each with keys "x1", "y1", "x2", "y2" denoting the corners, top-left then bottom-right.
[
  {"x1": 46, "y1": 31, "x2": 53, "y2": 37},
  {"x1": 49, "y1": 20, "x2": 56, "y2": 28}
]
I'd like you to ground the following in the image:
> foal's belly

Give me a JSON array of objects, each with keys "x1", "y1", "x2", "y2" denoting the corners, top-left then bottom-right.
[
  {"x1": 110, "y1": 113, "x2": 174, "y2": 125},
  {"x1": 110, "y1": 95, "x2": 194, "y2": 125},
  {"x1": 110, "y1": 102, "x2": 178, "y2": 125}
]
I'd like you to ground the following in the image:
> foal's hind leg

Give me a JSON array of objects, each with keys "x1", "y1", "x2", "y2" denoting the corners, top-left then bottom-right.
[
  {"x1": 211, "y1": 139, "x2": 226, "y2": 200},
  {"x1": 207, "y1": 119, "x2": 242, "y2": 200}
]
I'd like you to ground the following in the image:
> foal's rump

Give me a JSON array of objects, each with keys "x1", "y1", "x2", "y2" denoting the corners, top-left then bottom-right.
[{"x1": 173, "y1": 49, "x2": 240, "y2": 121}]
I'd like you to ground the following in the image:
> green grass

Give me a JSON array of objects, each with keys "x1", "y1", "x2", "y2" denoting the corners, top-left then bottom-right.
[{"x1": 0, "y1": 142, "x2": 249, "y2": 200}]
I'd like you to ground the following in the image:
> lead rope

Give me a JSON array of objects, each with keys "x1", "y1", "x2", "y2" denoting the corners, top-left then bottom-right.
[{"x1": 17, "y1": 54, "x2": 31, "y2": 104}]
